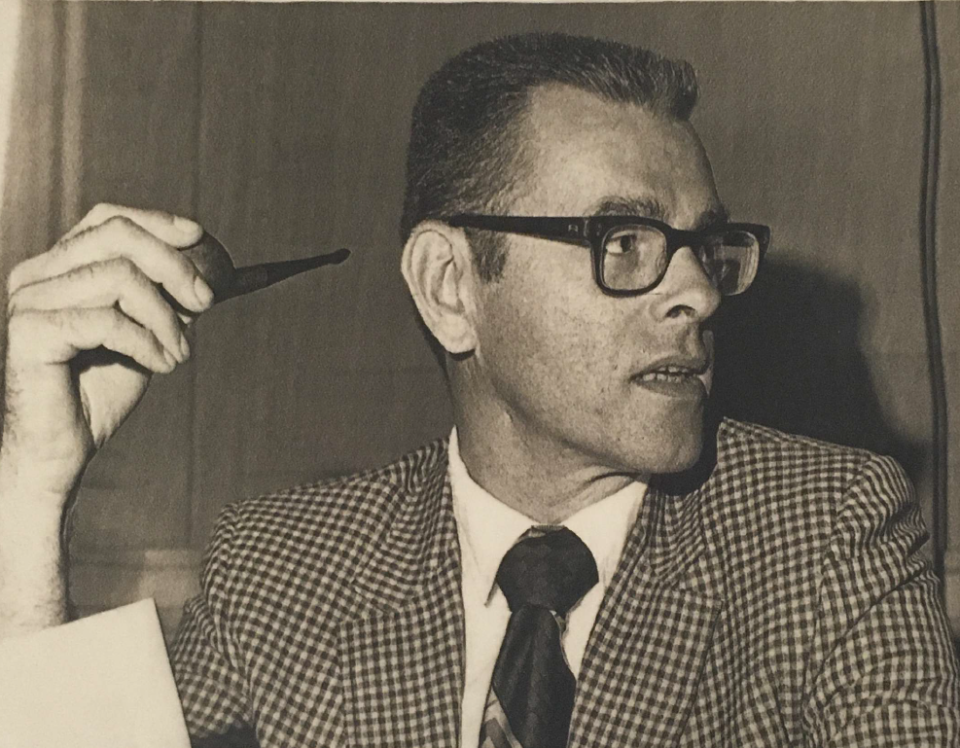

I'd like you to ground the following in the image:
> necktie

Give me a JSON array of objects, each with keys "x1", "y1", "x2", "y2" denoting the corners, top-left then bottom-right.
[{"x1": 478, "y1": 526, "x2": 599, "y2": 748}]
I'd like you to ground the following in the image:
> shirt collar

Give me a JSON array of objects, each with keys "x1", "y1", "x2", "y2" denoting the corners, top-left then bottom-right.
[{"x1": 448, "y1": 427, "x2": 647, "y2": 604}]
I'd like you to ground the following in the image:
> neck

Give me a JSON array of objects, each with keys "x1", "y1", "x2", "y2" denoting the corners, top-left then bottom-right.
[{"x1": 453, "y1": 405, "x2": 642, "y2": 525}]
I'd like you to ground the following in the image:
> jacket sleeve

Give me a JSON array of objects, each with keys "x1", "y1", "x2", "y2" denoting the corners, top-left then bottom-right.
[
  {"x1": 802, "y1": 454, "x2": 960, "y2": 746},
  {"x1": 171, "y1": 502, "x2": 255, "y2": 741}
]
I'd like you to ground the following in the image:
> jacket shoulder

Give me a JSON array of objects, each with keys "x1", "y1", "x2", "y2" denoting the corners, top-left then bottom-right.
[
  {"x1": 201, "y1": 438, "x2": 449, "y2": 620},
  {"x1": 712, "y1": 418, "x2": 909, "y2": 503},
  {"x1": 228, "y1": 437, "x2": 447, "y2": 545},
  {"x1": 716, "y1": 418, "x2": 877, "y2": 468},
  {"x1": 705, "y1": 419, "x2": 915, "y2": 569}
]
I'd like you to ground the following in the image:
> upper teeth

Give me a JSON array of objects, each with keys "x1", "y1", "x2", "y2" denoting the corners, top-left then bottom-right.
[{"x1": 641, "y1": 366, "x2": 693, "y2": 381}]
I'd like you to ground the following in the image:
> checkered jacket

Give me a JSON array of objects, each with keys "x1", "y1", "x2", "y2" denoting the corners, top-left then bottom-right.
[{"x1": 172, "y1": 419, "x2": 960, "y2": 746}]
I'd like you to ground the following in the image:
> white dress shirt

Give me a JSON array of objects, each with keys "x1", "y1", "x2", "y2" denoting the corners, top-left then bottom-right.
[{"x1": 448, "y1": 428, "x2": 647, "y2": 748}]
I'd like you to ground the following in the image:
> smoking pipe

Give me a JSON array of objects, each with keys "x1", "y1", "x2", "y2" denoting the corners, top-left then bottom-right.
[{"x1": 181, "y1": 232, "x2": 351, "y2": 304}]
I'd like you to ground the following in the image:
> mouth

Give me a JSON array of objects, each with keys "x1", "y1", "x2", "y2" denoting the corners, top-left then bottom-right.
[
  {"x1": 630, "y1": 358, "x2": 711, "y2": 399},
  {"x1": 635, "y1": 364, "x2": 702, "y2": 382}
]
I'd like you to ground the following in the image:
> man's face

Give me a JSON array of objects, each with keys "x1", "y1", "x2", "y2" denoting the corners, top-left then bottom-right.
[{"x1": 465, "y1": 84, "x2": 724, "y2": 477}]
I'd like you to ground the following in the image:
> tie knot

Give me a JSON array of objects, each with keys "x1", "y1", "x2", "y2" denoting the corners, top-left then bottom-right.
[{"x1": 496, "y1": 526, "x2": 599, "y2": 616}]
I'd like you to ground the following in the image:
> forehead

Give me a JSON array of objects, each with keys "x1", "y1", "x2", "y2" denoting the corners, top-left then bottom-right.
[{"x1": 512, "y1": 84, "x2": 721, "y2": 226}]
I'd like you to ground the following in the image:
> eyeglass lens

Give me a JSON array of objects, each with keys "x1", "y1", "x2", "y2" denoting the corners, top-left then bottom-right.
[{"x1": 601, "y1": 225, "x2": 760, "y2": 296}]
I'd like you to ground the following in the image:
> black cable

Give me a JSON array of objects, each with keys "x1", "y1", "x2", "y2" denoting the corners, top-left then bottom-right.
[{"x1": 919, "y1": 1, "x2": 947, "y2": 593}]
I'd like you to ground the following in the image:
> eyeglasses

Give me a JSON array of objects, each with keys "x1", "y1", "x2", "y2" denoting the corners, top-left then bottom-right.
[{"x1": 445, "y1": 214, "x2": 770, "y2": 296}]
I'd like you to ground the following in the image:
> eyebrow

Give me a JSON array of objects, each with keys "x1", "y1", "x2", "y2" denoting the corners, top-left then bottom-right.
[
  {"x1": 694, "y1": 205, "x2": 731, "y2": 231},
  {"x1": 592, "y1": 196, "x2": 730, "y2": 231},
  {"x1": 594, "y1": 196, "x2": 668, "y2": 220}
]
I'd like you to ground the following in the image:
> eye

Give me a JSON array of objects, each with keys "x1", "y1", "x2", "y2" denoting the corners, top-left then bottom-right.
[
  {"x1": 696, "y1": 235, "x2": 760, "y2": 295},
  {"x1": 705, "y1": 256, "x2": 735, "y2": 284},
  {"x1": 602, "y1": 225, "x2": 663, "y2": 256},
  {"x1": 604, "y1": 228, "x2": 640, "y2": 255}
]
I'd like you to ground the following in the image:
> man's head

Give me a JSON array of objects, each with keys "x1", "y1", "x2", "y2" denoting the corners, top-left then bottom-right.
[
  {"x1": 401, "y1": 33, "x2": 700, "y2": 280},
  {"x1": 401, "y1": 33, "x2": 731, "y2": 485}
]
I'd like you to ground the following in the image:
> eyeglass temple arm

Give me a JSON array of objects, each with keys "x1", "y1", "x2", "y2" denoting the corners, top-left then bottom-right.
[{"x1": 446, "y1": 215, "x2": 592, "y2": 245}]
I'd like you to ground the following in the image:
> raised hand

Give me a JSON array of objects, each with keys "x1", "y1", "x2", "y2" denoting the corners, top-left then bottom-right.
[
  {"x1": 0, "y1": 204, "x2": 218, "y2": 636},
  {"x1": 1, "y1": 203, "x2": 215, "y2": 507}
]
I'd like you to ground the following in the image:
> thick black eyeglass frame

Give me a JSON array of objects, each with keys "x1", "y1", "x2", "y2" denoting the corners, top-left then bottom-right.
[{"x1": 445, "y1": 214, "x2": 771, "y2": 296}]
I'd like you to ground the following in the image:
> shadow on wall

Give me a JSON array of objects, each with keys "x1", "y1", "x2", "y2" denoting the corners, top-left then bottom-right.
[
  {"x1": 710, "y1": 257, "x2": 925, "y2": 482},
  {"x1": 68, "y1": 548, "x2": 201, "y2": 644}
]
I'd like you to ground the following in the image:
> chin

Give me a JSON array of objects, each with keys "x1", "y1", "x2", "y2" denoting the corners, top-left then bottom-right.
[
  {"x1": 636, "y1": 427, "x2": 704, "y2": 475},
  {"x1": 654, "y1": 435, "x2": 704, "y2": 474},
  {"x1": 616, "y1": 406, "x2": 706, "y2": 476}
]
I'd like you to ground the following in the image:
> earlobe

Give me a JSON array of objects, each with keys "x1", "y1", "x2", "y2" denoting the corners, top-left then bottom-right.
[{"x1": 401, "y1": 221, "x2": 478, "y2": 355}]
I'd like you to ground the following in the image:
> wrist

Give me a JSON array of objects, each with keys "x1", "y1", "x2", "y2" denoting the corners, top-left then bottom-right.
[
  {"x1": 0, "y1": 483, "x2": 71, "y2": 636},
  {"x1": 0, "y1": 444, "x2": 84, "y2": 518},
  {"x1": 0, "y1": 486, "x2": 68, "y2": 541}
]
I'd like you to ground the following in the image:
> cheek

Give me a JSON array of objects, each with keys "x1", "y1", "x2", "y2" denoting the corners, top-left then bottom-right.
[
  {"x1": 479, "y1": 278, "x2": 623, "y2": 408},
  {"x1": 472, "y1": 241, "x2": 645, "y2": 411}
]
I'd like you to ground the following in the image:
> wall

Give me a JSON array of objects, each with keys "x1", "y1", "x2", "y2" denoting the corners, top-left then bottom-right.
[{"x1": 1, "y1": 2, "x2": 957, "y2": 638}]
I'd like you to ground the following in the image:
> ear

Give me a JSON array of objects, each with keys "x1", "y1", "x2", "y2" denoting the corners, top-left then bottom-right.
[{"x1": 401, "y1": 220, "x2": 478, "y2": 356}]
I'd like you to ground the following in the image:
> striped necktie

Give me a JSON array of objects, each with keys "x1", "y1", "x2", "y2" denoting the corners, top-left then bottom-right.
[{"x1": 478, "y1": 526, "x2": 598, "y2": 748}]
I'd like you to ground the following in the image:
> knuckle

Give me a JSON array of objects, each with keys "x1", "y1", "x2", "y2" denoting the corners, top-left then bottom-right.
[
  {"x1": 100, "y1": 214, "x2": 167, "y2": 256},
  {"x1": 5, "y1": 295, "x2": 21, "y2": 321},
  {"x1": 103, "y1": 307, "x2": 127, "y2": 334},
  {"x1": 104, "y1": 256, "x2": 148, "y2": 288},
  {"x1": 108, "y1": 254, "x2": 137, "y2": 275},
  {"x1": 6, "y1": 263, "x2": 25, "y2": 294},
  {"x1": 103, "y1": 214, "x2": 137, "y2": 234},
  {"x1": 5, "y1": 273, "x2": 41, "y2": 315},
  {"x1": 53, "y1": 225, "x2": 91, "y2": 252},
  {"x1": 87, "y1": 202, "x2": 121, "y2": 224},
  {"x1": 6, "y1": 286, "x2": 24, "y2": 315},
  {"x1": 99, "y1": 215, "x2": 153, "y2": 248}
]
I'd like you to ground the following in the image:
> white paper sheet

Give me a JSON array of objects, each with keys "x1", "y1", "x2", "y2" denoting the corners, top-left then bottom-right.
[{"x1": 0, "y1": 598, "x2": 191, "y2": 748}]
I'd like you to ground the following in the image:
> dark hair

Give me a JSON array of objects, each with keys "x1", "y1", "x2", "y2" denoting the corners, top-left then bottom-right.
[{"x1": 401, "y1": 32, "x2": 699, "y2": 280}]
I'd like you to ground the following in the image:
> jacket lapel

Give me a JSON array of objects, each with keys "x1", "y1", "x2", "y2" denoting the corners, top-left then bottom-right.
[
  {"x1": 333, "y1": 431, "x2": 726, "y2": 748},
  {"x1": 337, "y1": 441, "x2": 465, "y2": 748},
  {"x1": 569, "y1": 481, "x2": 724, "y2": 748}
]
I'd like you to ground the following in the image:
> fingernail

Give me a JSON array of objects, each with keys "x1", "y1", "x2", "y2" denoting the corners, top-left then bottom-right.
[
  {"x1": 194, "y1": 276, "x2": 214, "y2": 308},
  {"x1": 179, "y1": 333, "x2": 191, "y2": 360},
  {"x1": 163, "y1": 350, "x2": 178, "y2": 371}
]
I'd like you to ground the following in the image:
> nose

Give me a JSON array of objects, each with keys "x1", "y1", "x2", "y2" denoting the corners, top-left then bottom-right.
[{"x1": 649, "y1": 246, "x2": 721, "y2": 321}]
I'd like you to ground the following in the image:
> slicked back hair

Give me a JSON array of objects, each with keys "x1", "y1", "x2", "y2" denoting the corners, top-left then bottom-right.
[{"x1": 400, "y1": 32, "x2": 699, "y2": 281}]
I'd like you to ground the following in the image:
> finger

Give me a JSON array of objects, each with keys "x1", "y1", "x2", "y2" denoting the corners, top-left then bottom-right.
[
  {"x1": 9, "y1": 216, "x2": 215, "y2": 313},
  {"x1": 7, "y1": 307, "x2": 177, "y2": 374},
  {"x1": 9, "y1": 257, "x2": 189, "y2": 364},
  {"x1": 59, "y1": 203, "x2": 203, "y2": 248}
]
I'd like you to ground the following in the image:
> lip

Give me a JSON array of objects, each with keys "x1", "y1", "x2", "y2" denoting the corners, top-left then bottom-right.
[
  {"x1": 631, "y1": 372, "x2": 707, "y2": 400},
  {"x1": 637, "y1": 351, "x2": 710, "y2": 376},
  {"x1": 630, "y1": 351, "x2": 712, "y2": 399}
]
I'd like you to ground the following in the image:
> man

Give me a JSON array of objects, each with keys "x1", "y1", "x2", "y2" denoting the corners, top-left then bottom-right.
[{"x1": 1, "y1": 32, "x2": 958, "y2": 747}]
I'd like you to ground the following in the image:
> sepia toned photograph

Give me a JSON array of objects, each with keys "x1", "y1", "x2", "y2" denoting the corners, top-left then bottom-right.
[{"x1": 0, "y1": 2, "x2": 958, "y2": 745}]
